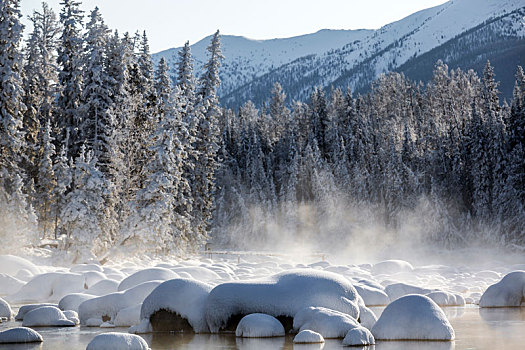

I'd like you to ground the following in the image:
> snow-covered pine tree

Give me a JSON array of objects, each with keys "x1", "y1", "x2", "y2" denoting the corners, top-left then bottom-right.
[
  {"x1": 51, "y1": 143, "x2": 72, "y2": 239},
  {"x1": 125, "y1": 91, "x2": 192, "y2": 254},
  {"x1": 22, "y1": 2, "x2": 60, "y2": 184},
  {"x1": 57, "y1": 0, "x2": 84, "y2": 158},
  {"x1": 154, "y1": 57, "x2": 171, "y2": 122},
  {"x1": 81, "y1": 7, "x2": 113, "y2": 168},
  {"x1": 177, "y1": 41, "x2": 196, "y2": 105},
  {"x1": 60, "y1": 145, "x2": 113, "y2": 261},
  {"x1": 36, "y1": 120, "x2": 57, "y2": 238},
  {"x1": 193, "y1": 30, "x2": 224, "y2": 238}
]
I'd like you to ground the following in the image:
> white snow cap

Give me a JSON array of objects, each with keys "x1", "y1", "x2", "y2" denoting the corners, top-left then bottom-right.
[
  {"x1": 0, "y1": 297, "x2": 13, "y2": 320},
  {"x1": 371, "y1": 294, "x2": 455, "y2": 340},
  {"x1": 385, "y1": 282, "x2": 433, "y2": 302},
  {"x1": 426, "y1": 291, "x2": 466, "y2": 306},
  {"x1": 140, "y1": 278, "x2": 213, "y2": 333},
  {"x1": 372, "y1": 260, "x2": 414, "y2": 275},
  {"x1": 15, "y1": 303, "x2": 58, "y2": 321},
  {"x1": 354, "y1": 283, "x2": 390, "y2": 306},
  {"x1": 205, "y1": 269, "x2": 360, "y2": 333},
  {"x1": 0, "y1": 255, "x2": 40, "y2": 276},
  {"x1": 59, "y1": 293, "x2": 94, "y2": 312},
  {"x1": 79, "y1": 280, "x2": 162, "y2": 325},
  {"x1": 8, "y1": 272, "x2": 86, "y2": 303},
  {"x1": 479, "y1": 271, "x2": 525, "y2": 307},
  {"x1": 235, "y1": 313, "x2": 285, "y2": 338},
  {"x1": 293, "y1": 330, "x2": 325, "y2": 343},
  {"x1": 22, "y1": 305, "x2": 77, "y2": 327},
  {"x1": 0, "y1": 327, "x2": 43, "y2": 344},
  {"x1": 342, "y1": 326, "x2": 375, "y2": 346},
  {"x1": 0, "y1": 273, "x2": 25, "y2": 295},
  {"x1": 118, "y1": 268, "x2": 178, "y2": 291},
  {"x1": 86, "y1": 332, "x2": 150, "y2": 350},
  {"x1": 293, "y1": 306, "x2": 359, "y2": 339}
]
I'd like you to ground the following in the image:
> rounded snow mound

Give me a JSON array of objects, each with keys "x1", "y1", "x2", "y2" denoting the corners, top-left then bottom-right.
[
  {"x1": 293, "y1": 330, "x2": 325, "y2": 343},
  {"x1": 140, "y1": 278, "x2": 213, "y2": 333},
  {"x1": 342, "y1": 326, "x2": 375, "y2": 346},
  {"x1": 86, "y1": 332, "x2": 149, "y2": 350},
  {"x1": 118, "y1": 268, "x2": 178, "y2": 291},
  {"x1": 59, "y1": 293, "x2": 94, "y2": 313},
  {"x1": 293, "y1": 306, "x2": 359, "y2": 339},
  {"x1": 0, "y1": 327, "x2": 43, "y2": 344},
  {"x1": 371, "y1": 260, "x2": 414, "y2": 275},
  {"x1": 235, "y1": 313, "x2": 285, "y2": 338},
  {"x1": 205, "y1": 269, "x2": 360, "y2": 333},
  {"x1": 8, "y1": 272, "x2": 86, "y2": 303},
  {"x1": 0, "y1": 273, "x2": 25, "y2": 295},
  {"x1": 426, "y1": 291, "x2": 465, "y2": 306},
  {"x1": 385, "y1": 282, "x2": 433, "y2": 302},
  {"x1": 15, "y1": 303, "x2": 58, "y2": 321},
  {"x1": 0, "y1": 255, "x2": 40, "y2": 276},
  {"x1": 354, "y1": 283, "x2": 390, "y2": 306},
  {"x1": 479, "y1": 271, "x2": 525, "y2": 307},
  {"x1": 0, "y1": 297, "x2": 13, "y2": 320},
  {"x1": 371, "y1": 294, "x2": 455, "y2": 340},
  {"x1": 22, "y1": 306, "x2": 77, "y2": 327},
  {"x1": 79, "y1": 280, "x2": 162, "y2": 325}
]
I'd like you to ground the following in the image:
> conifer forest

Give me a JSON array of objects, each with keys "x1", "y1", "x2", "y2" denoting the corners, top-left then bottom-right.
[{"x1": 1, "y1": 0, "x2": 524, "y2": 262}]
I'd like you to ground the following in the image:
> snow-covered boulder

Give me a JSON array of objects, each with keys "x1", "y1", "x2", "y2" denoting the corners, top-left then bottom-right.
[
  {"x1": 357, "y1": 300, "x2": 378, "y2": 330},
  {"x1": 371, "y1": 260, "x2": 414, "y2": 275},
  {"x1": 426, "y1": 291, "x2": 466, "y2": 306},
  {"x1": 79, "y1": 280, "x2": 162, "y2": 326},
  {"x1": 8, "y1": 272, "x2": 86, "y2": 303},
  {"x1": 86, "y1": 332, "x2": 149, "y2": 350},
  {"x1": 371, "y1": 295, "x2": 455, "y2": 340},
  {"x1": 293, "y1": 330, "x2": 325, "y2": 344},
  {"x1": 354, "y1": 283, "x2": 390, "y2": 306},
  {"x1": 385, "y1": 282, "x2": 433, "y2": 301},
  {"x1": 172, "y1": 266, "x2": 222, "y2": 283},
  {"x1": 22, "y1": 306, "x2": 77, "y2": 327},
  {"x1": 87, "y1": 279, "x2": 119, "y2": 296},
  {"x1": 0, "y1": 274, "x2": 25, "y2": 295},
  {"x1": 139, "y1": 278, "x2": 212, "y2": 333},
  {"x1": 114, "y1": 304, "x2": 141, "y2": 327},
  {"x1": 479, "y1": 271, "x2": 525, "y2": 307},
  {"x1": 205, "y1": 269, "x2": 360, "y2": 333},
  {"x1": 70, "y1": 263, "x2": 104, "y2": 273},
  {"x1": 0, "y1": 327, "x2": 43, "y2": 344},
  {"x1": 59, "y1": 293, "x2": 94, "y2": 312},
  {"x1": 63, "y1": 310, "x2": 80, "y2": 325},
  {"x1": 0, "y1": 255, "x2": 40, "y2": 276},
  {"x1": 118, "y1": 268, "x2": 178, "y2": 291},
  {"x1": 15, "y1": 303, "x2": 58, "y2": 321},
  {"x1": 235, "y1": 313, "x2": 285, "y2": 338},
  {"x1": 83, "y1": 271, "x2": 107, "y2": 288},
  {"x1": 342, "y1": 326, "x2": 375, "y2": 346},
  {"x1": 293, "y1": 306, "x2": 359, "y2": 339},
  {"x1": 0, "y1": 297, "x2": 13, "y2": 320}
]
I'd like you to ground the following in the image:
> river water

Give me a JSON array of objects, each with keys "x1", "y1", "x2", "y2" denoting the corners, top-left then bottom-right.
[{"x1": 1, "y1": 305, "x2": 524, "y2": 349}]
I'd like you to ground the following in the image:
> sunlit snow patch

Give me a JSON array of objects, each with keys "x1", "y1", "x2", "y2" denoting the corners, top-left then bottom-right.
[
  {"x1": 371, "y1": 294, "x2": 455, "y2": 340},
  {"x1": 479, "y1": 271, "x2": 525, "y2": 307}
]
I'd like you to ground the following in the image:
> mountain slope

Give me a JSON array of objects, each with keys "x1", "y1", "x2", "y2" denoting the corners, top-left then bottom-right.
[{"x1": 153, "y1": 0, "x2": 525, "y2": 108}]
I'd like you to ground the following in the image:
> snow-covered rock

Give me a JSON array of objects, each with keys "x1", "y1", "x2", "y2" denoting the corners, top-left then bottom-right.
[
  {"x1": 70, "y1": 263, "x2": 104, "y2": 273},
  {"x1": 342, "y1": 326, "x2": 375, "y2": 346},
  {"x1": 354, "y1": 283, "x2": 390, "y2": 306},
  {"x1": 8, "y1": 272, "x2": 86, "y2": 303},
  {"x1": 0, "y1": 255, "x2": 40, "y2": 276},
  {"x1": 114, "y1": 304, "x2": 141, "y2": 327},
  {"x1": 293, "y1": 306, "x2": 359, "y2": 339},
  {"x1": 479, "y1": 271, "x2": 525, "y2": 307},
  {"x1": 357, "y1": 301, "x2": 378, "y2": 330},
  {"x1": 0, "y1": 297, "x2": 13, "y2": 320},
  {"x1": 63, "y1": 310, "x2": 80, "y2": 324},
  {"x1": 139, "y1": 278, "x2": 212, "y2": 333},
  {"x1": 426, "y1": 291, "x2": 466, "y2": 306},
  {"x1": 371, "y1": 294, "x2": 455, "y2": 340},
  {"x1": 79, "y1": 280, "x2": 162, "y2": 325},
  {"x1": 171, "y1": 266, "x2": 221, "y2": 282},
  {"x1": 0, "y1": 273, "x2": 25, "y2": 295},
  {"x1": 235, "y1": 313, "x2": 285, "y2": 338},
  {"x1": 293, "y1": 330, "x2": 325, "y2": 344},
  {"x1": 59, "y1": 293, "x2": 94, "y2": 312},
  {"x1": 15, "y1": 303, "x2": 58, "y2": 321},
  {"x1": 118, "y1": 268, "x2": 178, "y2": 291},
  {"x1": 86, "y1": 332, "x2": 149, "y2": 350},
  {"x1": 205, "y1": 269, "x2": 360, "y2": 333},
  {"x1": 371, "y1": 260, "x2": 414, "y2": 275},
  {"x1": 87, "y1": 279, "x2": 119, "y2": 296},
  {"x1": 385, "y1": 282, "x2": 433, "y2": 301},
  {"x1": 22, "y1": 306, "x2": 77, "y2": 327},
  {"x1": 0, "y1": 327, "x2": 43, "y2": 344}
]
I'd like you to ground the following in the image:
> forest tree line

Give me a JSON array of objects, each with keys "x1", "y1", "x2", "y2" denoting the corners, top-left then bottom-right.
[{"x1": 1, "y1": 0, "x2": 524, "y2": 260}]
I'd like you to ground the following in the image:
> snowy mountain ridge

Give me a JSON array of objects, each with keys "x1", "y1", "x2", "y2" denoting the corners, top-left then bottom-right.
[{"x1": 153, "y1": 0, "x2": 525, "y2": 106}]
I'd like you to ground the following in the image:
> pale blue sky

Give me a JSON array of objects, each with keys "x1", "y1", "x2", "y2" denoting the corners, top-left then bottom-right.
[{"x1": 20, "y1": 0, "x2": 448, "y2": 52}]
